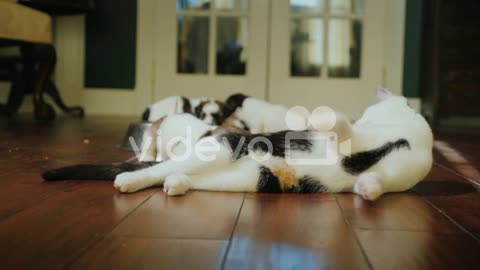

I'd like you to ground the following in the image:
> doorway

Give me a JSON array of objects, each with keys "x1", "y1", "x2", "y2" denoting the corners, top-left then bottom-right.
[{"x1": 154, "y1": 0, "x2": 385, "y2": 117}]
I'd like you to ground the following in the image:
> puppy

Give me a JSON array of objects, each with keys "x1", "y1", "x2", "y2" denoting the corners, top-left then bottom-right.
[
  {"x1": 223, "y1": 93, "x2": 291, "y2": 133},
  {"x1": 139, "y1": 113, "x2": 249, "y2": 162},
  {"x1": 142, "y1": 96, "x2": 227, "y2": 125}
]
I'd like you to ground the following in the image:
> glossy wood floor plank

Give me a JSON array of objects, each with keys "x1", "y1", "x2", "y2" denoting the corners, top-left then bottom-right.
[
  {"x1": 356, "y1": 229, "x2": 479, "y2": 270},
  {"x1": 337, "y1": 193, "x2": 462, "y2": 233},
  {"x1": 416, "y1": 166, "x2": 480, "y2": 241},
  {"x1": 1, "y1": 116, "x2": 479, "y2": 270},
  {"x1": 224, "y1": 196, "x2": 371, "y2": 270},
  {"x1": 69, "y1": 236, "x2": 228, "y2": 270},
  {"x1": 0, "y1": 183, "x2": 154, "y2": 269},
  {"x1": 433, "y1": 136, "x2": 480, "y2": 183},
  {"x1": 0, "y1": 178, "x2": 78, "y2": 221},
  {"x1": 112, "y1": 191, "x2": 245, "y2": 240}
]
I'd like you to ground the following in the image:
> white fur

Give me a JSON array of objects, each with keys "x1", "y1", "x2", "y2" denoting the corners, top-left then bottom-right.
[
  {"x1": 163, "y1": 173, "x2": 192, "y2": 196},
  {"x1": 146, "y1": 96, "x2": 185, "y2": 122},
  {"x1": 201, "y1": 100, "x2": 220, "y2": 125},
  {"x1": 233, "y1": 98, "x2": 290, "y2": 133},
  {"x1": 146, "y1": 96, "x2": 222, "y2": 125},
  {"x1": 139, "y1": 114, "x2": 215, "y2": 162},
  {"x1": 118, "y1": 90, "x2": 433, "y2": 201}
]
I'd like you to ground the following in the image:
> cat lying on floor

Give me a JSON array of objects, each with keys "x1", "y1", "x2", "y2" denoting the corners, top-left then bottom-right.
[
  {"x1": 143, "y1": 96, "x2": 227, "y2": 125},
  {"x1": 43, "y1": 88, "x2": 433, "y2": 201},
  {"x1": 41, "y1": 114, "x2": 248, "y2": 181}
]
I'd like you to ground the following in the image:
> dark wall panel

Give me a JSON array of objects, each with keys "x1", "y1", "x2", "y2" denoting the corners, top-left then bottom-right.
[
  {"x1": 403, "y1": 0, "x2": 423, "y2": 98},
  {"x1": 85, "y1": 0, "x2": 137, "y2": 89}
]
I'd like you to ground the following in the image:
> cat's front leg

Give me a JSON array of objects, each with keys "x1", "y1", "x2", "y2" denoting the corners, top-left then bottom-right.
[
  {"x1": 163, "y1": 173, "x2": 192, "y2": 196},
  {"x1": 115, "y1": 137, "x2": 233, "y2": 193},
  {"x1": 114, "y1": 171, "x2": 160, "y2": 193}
]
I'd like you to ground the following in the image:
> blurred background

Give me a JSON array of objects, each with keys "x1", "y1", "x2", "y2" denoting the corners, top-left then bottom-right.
[{"x1": 1, "y1": 0, "x2": 479, "y2": 130}]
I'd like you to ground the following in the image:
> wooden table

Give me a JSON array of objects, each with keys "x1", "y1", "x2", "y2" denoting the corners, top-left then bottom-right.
[{"x1": 0, "y1": 0, "x2": 84, "y2": 121}]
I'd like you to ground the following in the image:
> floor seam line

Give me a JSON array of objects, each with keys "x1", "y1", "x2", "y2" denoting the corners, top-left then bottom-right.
[
  {"x1": 434, "y1": 162, "x2": 480, "y2": 187},
  {"x1": 220, "y1": 192, "x2": 246, "y2": 270},
  {"x1": 0, "y1": 182, "x2": 81, "y2": 224},
  {"x1": 111, "y1": 235, "x2": 231, "y2": 241},
  {"x1": 417, "y1": 194, "x2": 480, "y2": 244},
  {"x1": 334, "y1": 194, "x2": 375, "y2": 270},
  {"x1": 62, "y1": 192, "x2": 156, "y2": 269}
]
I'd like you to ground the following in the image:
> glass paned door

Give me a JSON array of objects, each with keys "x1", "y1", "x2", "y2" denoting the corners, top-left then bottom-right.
[
  {"x1": 154, "y1": 0, "x2": 269, "y2": 101},
  {"x1": 154, "y1": 0, "x2": 384, "y2": 118},
  {"x1": 270, "y1": 0, "x2": 385, "y2": 118},
  {"x1": 289, "y1": 0, "x2": 365, "y2": 79}
]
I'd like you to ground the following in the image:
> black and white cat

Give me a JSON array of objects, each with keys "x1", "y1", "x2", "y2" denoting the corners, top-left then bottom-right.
[
  {"x1": 143, "y1": 96, "x2": 227, "y2": 125},
  {"x1": 44, "y1": 89, "x2": 433, "y2": 201}
]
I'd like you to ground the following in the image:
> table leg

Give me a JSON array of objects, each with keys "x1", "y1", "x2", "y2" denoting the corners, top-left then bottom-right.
[{"x1": 22, "y1": 43, "x2": 84, "y2": 121}]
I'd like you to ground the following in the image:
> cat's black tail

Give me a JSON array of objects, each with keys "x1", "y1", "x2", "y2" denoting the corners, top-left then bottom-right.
[
  {"x1": 342, "y1": 139, "x2": 410, "y2": 175},
  {"x1": 42, "y1": 162, "x2": 158, "y2": 181}
]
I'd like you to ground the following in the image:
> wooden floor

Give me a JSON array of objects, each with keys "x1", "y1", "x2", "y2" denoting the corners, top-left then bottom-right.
[{"x1": 0, "y1": 116, "x2": 479, "y2": 270}]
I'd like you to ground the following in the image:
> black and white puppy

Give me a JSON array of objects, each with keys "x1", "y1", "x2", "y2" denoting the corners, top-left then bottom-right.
[
  {"x1": 224, "y1": 93, "x2": 295, "y2": 133},
  {"x1": 142, "y1": 96, "x2": 227, "y2": 125},
  {"x1": 191, "y1": 98, "x2": 227, "y2": 126}
]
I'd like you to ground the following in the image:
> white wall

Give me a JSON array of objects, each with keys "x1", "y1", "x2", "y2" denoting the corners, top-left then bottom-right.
[
  {"x1": 47, "y1": 0, "x2": 408, "y2": 116},
  {"x1": 53, "y1": 12, "x2": 153, "y2": 116},
  {"x1": 383, "y1": 0, "x2": 421, "y2": 111},
  {"x1": 383, "y1": 0, "x2": 406, "y2": 95},
  {"x1": 53, "y1": 0, "x2": 154, "y2": 116}
]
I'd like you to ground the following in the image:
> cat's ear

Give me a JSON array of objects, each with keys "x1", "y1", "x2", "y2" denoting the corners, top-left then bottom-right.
[{"x1": 376, "y1": 87, "x2": 393, "y2": 101}]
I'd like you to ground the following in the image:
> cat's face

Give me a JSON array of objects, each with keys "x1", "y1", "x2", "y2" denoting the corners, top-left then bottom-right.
[{"x1": 194, "y1": 100, "x2": 226, "y2": 125}]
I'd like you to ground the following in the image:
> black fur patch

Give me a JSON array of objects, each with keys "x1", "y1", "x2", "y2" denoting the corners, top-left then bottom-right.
[
  {"x1": 257, "y1": 166, "x2": 282, "y2": 193},
  {"x1": 211, "y1": 113, "x2": 224, "y2": 125},
  {"x1": 218, "y1": 130, "x2": 313, "y2": 160},
  {"x1": 181, "y1": 96, "x2": 192, "y2": 114},
  {"x1": 287, "y1": 175, "x2": 326, "y2": 193},
  {"x1": 42, "y1": 162, "x2": 158, "y2": 181},
  {"x1": 240, "y1": 120, "x2": 250, "y2": 132},
  {"x1": 342, "y1": 139, "x2": 411, "y2": 175},
  {"x1": 142, "y1": 107, "x2": 150, "y2": 121},
  {"x1": 194, "y1": 100, "x2": 208, "y2": 120},
  {"x1": 224, "y1": 93, "x2": 248, "y2": 118},
  {"x1": 193, "y1": 100, "x2": 225, "y2": 125}
]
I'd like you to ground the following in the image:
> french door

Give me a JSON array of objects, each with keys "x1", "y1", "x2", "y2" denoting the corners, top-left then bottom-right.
[
  {"x1": 154, "y1": 0, "x2": 384, "y2": 117},
  {"x1": 154, "y1": 0, "x2": 269, "y2": 100},
  {"x1": 269, "y1": 0, "x2": 384, "y2": 117}
]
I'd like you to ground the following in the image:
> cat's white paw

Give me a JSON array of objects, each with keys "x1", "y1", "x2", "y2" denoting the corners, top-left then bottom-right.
[
  {"x1": 354, "y1": 173, "x2": 383, "y2": 201},
  {"x1": 163, "y1": 173, "x2": 191, "y2": 196},
  {"x1": 114, "y1": 172, "x2": 143, "y2": 193}
]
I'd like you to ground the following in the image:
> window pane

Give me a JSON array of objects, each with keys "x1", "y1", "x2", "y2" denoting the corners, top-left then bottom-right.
[
  {"x1": 330, "y1": 0, "x2": 365, "y2": 15},
  {"x1": 215, "y1": 0, "x2": 248, "y2": 11},
  {"x1": 328, "y1": 19, "x2": 362, "y2": 78},
  {"x1": 216, "y1": 17, "x2": 248, "y2": 75},
  {"x1": 177, "y1": 16, "x2": 209, "y2": 74},
  {"x1": 290, "y1": 18, "x2": 324, "y2": 77},
  {"x1": 290, "y1": 0, "x2": 324, "y2": 14},
  {"x1": 176, "y1": 0, "x2": 211, "y2": 11}
]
